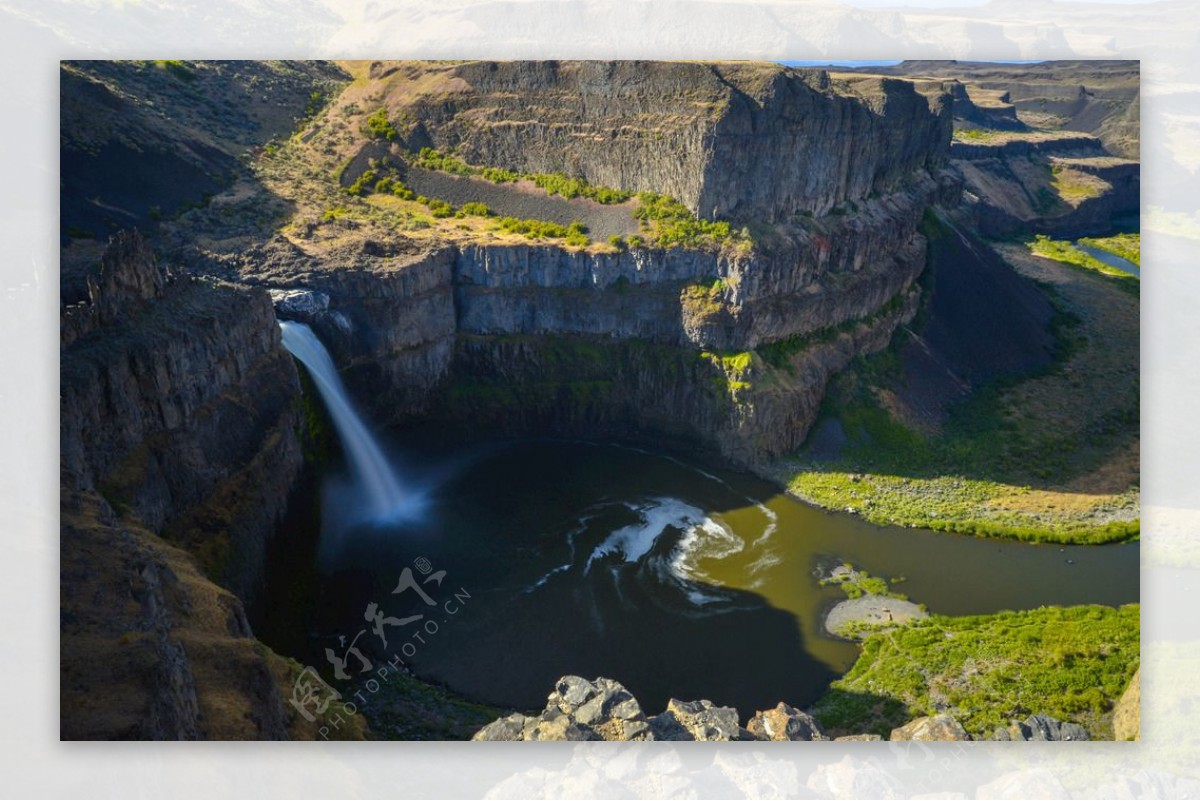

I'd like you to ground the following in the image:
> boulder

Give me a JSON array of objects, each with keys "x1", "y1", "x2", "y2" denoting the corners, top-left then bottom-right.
[
  {"x1": 890, "y1": 713, "x2": 971, "y2": 741},
  {"x1": 651, "y1": 698, "x2": 747, "y2": 741},
  {"x1": 268, "y1": 288, "x2": 329, "y2": 322},
  {"x1": 992, "y1": 714, "x2": 1089, "y2": 741},
  {"x1": 471, "y1": 713, "x2": 528, "y2": 741},
  {"x1": 474, "y1": 676, "x2": 655, "y2": 741},
  {"x1": 746, "y1": 702, "x2": 828, "y2": 741}
]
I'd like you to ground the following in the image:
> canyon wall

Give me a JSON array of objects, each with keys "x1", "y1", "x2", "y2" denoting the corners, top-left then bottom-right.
[
  {"x1": 61, "y1": 232, "x2": 304, "y2": 599},
  {"x1": 255, "y1": 170, "x2": 949, "y2": 466},
  {"x1": 59, "y1": 232, "x2": 347, "y2": 739},
  {"x1": 368, "y1": 60, "x2": 951, "y2": 220},
  {"x1": 238, "y1": 62, "x2": 959, "y2": 467}
]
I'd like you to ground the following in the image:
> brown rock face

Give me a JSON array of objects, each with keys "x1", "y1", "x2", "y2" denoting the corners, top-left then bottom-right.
[{"x1": 1113, "y1": 668, "x2": 1140, "y2": 741}]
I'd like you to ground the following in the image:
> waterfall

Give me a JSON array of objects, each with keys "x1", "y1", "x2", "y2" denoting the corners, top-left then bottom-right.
[{"x1": 279, "y1": 321, "x2": 408, "y2": 521}]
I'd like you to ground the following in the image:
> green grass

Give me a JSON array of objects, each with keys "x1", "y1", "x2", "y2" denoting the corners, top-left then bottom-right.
[
  {"x1": 782, "y1": 221, "x2": 1139, "y2": 545},
  {"x1": 811, "y1": 604, "x2": 1140, "y2": 740},
  {"x1": 1028, "y1": 235, "x2": 1138, "y2": 293},
  {"x1": 529, "y1": 172, "x2": 631, "y2": 204},
  {"x1": 952, "y1": 128, "x2": 999, "y2": 142},
  {"x1": 821, "y1": 562, "x2": 908, "y2": 600},
  {"x1": 785, "y1": 344, "x2": 1138, "y2": 545},
  {"x1": 495, "y1": 216, "x2": 589, "y2": 243},
  {"x1": 1079, "y1": 232, "x2": 1140, "y2": 267}
]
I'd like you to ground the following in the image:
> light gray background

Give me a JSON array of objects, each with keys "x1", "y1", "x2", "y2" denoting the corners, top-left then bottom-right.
[{"x1": 1, "y1": 0, "x2": 1195, "y2": 797}]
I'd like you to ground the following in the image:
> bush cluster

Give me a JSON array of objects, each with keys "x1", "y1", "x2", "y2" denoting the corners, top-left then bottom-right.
[
  {"x1": 634, "y1": 192, "x2": 731, "y2": 247},
  {"x1": 365, "y1": 109, "x2": 398, "y2": 141}
]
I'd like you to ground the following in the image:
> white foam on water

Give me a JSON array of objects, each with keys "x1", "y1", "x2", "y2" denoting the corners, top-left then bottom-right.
[
  {"x1": 585, "y1": 498, "x2": 693, "y2": 571},
  {"x1": 746, "y1": 550, "x2": 782, "y2": 575}
]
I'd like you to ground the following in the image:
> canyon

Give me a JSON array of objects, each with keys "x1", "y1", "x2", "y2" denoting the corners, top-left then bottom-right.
[{"x1": 58, "y1": 59, "x2": 1140, "y2": 740}]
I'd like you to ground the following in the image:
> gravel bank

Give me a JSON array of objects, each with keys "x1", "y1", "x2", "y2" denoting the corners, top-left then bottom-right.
[{"x1": 825, "y1": 595, "x2": 928, "y2": 638}]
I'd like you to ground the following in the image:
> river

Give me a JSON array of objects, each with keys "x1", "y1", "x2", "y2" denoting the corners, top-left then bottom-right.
[{"x1": 256, "y1": 436, "x2": 1139, "y2": 718}]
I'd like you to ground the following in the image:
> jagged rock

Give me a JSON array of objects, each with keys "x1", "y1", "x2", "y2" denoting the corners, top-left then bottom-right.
[
  {"x1": 471, "y1": 713, "x2": 528, "y2": 741},
  {"x1": 522, "y1": 708, "x2": 600, "y2": 741},
  {"x1": 746, "y1": 702, "x2": 828, "y2": 741},
  {"x1": 890, "y1": 713, "x2": 971, "y2": 741},
  {"x1": 1112, "y1": 668, "x2": 1140, "y2": 741},
  {"x1": 652, "y1": 698, "x2": 748, "y2": 742},
  {"x1": 473, "y1": 677, "x2": 760, "y2": 741},
  {"x1": 992, "y1": 714, "x2": 1089, "y2": 742},
  {"x1": 474, "y1": 676, "x2": 655, "y2": 741},
  {"x1": 61, "y1": 230, "x2": 167, "y2": 348}
]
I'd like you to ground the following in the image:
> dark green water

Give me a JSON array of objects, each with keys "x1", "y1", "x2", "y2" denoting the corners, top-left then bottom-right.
[{"x1": 259, "y1": 437, "x2": 1138, "y2": 717}]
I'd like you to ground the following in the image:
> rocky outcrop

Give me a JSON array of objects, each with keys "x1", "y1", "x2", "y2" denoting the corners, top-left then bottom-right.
[
  {"x1": 1112, "y1": 668, "x2": 1140, "y2": 741},
  {"x1": 472, "y1": 676, "x2": 754, "y2": 742},
  {"x1": 58, "y1": 233, "x2": 362, "y2": 741},
  {"x1": 890, "y1": 713, "x2": 971, "y2": 741},
  {"x1": 60, "y1": 231, "x2": 303, "y2": 602},
  {"x1": 473, "y1": 676, "x2": 1095, "y2": 744},
  {"x1": 991, "y1": 714, "x2": 1090, "y2": 742},
  {"x1": 951, "y1": 133, "x2": 1138, "y2": 238},
  {"x1": 61, "y1": 230, "x2": 166, "y2": 347},
  {"x1": 366, "y1": 60, "x2": 951, "y2": 221},
  {"x1": 825, "y1": 596, "x2": 929, "y2": 638},
  {"x1": 746, "y1": 702, "x2": 829, "y2": 741}
]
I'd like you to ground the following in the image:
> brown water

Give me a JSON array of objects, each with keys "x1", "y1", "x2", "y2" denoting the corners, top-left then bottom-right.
[{"x1": 258, "y1": 437, "x2": 1138, "y2": 718}]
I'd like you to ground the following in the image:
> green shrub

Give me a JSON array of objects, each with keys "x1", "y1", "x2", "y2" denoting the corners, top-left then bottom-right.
[
  {"x1": 458, "y1": 201, "x2": 491, "y2": 217},
  {"x1": 481, "y1": 166, "x2": 520, "y2": 183},
  {"x1": 414, "y1": 147, "x2": 473, "y2": 176},
  {"x1": 634, "y1": 191, "x2": 731, "y2": 247},
  {"x1": 608, "y1": 235, "x2": 626, "y2": 250},
  {"x1": 365, "y1": 109, "x2": 398, "y2": 141},
  {"x1": 530, "y1": 172, "x2": 631, "y2": 204},
  {"x1": 425, "y1": 198, "x2": 454, "y2": 218},
  {"x1": 496, "y1": 216, "x2": 574, "y2": 240}
]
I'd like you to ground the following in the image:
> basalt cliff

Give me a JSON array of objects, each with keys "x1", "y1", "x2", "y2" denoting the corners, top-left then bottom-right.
[{"x1": 176, "y1": 59, "x2": 960, "y2": 467}]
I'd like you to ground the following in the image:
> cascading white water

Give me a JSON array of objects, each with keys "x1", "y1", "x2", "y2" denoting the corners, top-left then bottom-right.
[{"x1": 279, "y1": 320, "x2": 408, "y2": 521}]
